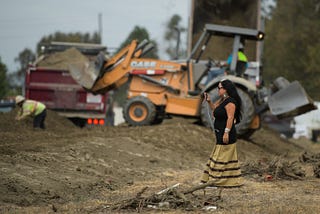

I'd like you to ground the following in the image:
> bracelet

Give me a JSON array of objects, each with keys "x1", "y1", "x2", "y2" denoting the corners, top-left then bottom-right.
[{"x1": 224, "y1": 128, "x2": 230, "y2": 133}]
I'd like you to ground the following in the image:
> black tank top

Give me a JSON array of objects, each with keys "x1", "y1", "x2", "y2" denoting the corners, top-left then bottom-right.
[{"x1": 213, "y1": 97, "x2": 237, "y2": 145}]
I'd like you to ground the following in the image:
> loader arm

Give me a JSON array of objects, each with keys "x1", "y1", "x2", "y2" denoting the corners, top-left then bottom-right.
[
  {"x1": 69, "y1": 39, "x2": 148, "y2": 94},
  {"x1": 91, "y1": 40, "x2": 138, "y2": 92}
]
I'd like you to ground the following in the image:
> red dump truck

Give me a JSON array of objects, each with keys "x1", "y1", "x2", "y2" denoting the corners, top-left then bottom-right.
[{"x1": 25, "y1": 42, "x2": 110, "y2": 127}]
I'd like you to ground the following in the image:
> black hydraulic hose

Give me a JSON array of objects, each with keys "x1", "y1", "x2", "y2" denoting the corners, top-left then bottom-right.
[{"x1": 138, "y1": 74, "x2": 180, "y2": 94}]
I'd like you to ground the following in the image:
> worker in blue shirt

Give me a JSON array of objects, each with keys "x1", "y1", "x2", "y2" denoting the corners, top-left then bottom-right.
[
  {"x1": 205, "y1": 43, "x2": 248, "y2": 85},
  {"x1": 227, "y1": 43, "x2": 248, "y2": 77}
]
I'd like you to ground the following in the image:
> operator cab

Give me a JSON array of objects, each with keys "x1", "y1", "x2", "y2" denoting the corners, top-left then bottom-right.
[{"x1": 186, "y1": 23, "x2": 264, "y2": 92}]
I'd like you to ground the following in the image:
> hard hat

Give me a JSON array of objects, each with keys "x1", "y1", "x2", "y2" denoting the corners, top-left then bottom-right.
[
  {"x1": 239, "y1": 43, "x2": 244, "y2": 49},
  {"x1": 15, "y1": 95, "x2": 25, "y2": 104}
]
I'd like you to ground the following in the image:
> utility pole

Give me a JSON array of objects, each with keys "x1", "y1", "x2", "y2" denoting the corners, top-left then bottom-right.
[
  {"x1": 98, "y1": 13, "x2": 103, "y2": 44},
  {"x1": 187, "y1": 0, "x2": 195, "y2": 56}
]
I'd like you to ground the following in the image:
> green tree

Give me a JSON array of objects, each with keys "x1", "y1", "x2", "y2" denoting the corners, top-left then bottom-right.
[
  {"x1": 0, "y1": 57, "x2": 9, "y2": 99},
  {"x1": 7, "y1": 48, "x2": 36, "y2": 95},
  {"x1": 264, "y1": 0, "x2": 320, "y2": 99},
  {"x1": 117, "y1": 26, "x2": 159, "y2": 59},
  {"x1": 164, "y1": 14, "x2": 187, "y2": 59},
  {"x1": 15, "y1": 48, "x2": 36, "y2": 83}
]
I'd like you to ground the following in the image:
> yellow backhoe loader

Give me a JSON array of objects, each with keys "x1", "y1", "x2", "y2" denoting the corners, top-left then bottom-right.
[{"x1": 68, "y1": 24, "x2": 316, "y2": 137}]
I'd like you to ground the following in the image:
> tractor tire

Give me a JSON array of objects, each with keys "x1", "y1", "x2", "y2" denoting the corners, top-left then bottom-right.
[
  {"x1": 152, "y1": 106, "x2": 165, "y2": 125},
  {"x1": 123, "y1": 96, "x2": 156, "y2": 126},
  {"x1": 236, "y1": 88, "x2": 256, "y2": 138},
  {"x1": 200, "y1": 86, "x2": 256, "y2": 138}
]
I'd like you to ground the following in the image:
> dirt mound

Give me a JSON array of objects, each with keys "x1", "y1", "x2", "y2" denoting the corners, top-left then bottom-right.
[
  {"x1": 0, "y1": 112, "x2": 320, "y2": 213},
  {"x1": 0, "y1": 109, "x2": 77, "y2": 155},
  {"x1": 0, "y1": 108, "x2": 76, "y2": 132},
  {"x1": 36, "y1": 48, "x2": 88, "y2": 70}
]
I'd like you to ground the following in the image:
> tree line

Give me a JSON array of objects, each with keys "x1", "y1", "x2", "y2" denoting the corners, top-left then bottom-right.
[{"x1": 263, "y1": 0, "x2": 320, "y2": 100}]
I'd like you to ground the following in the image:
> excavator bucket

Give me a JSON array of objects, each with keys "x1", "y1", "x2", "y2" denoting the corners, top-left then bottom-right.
[
  {"x1": 68, "y1": 48, "x2": 108, "y2": 89},
  {"x1": 268, "y1": 81, "x2": 317, "y2": 119},
  {"x1": 69, "y1": 60, "x2": 99, "y2": 89},
  {"x1": 69, "y1": 39, "x2": 155, "y2": 91}
]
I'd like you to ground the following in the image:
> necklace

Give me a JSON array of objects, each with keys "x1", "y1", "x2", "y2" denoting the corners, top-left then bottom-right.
[
  {"x1": 221, "y1": 94, "x2": 229, "y2": 101},
  {"x1": 216, "y1": 95, "x2": 229, "y2": 107}
]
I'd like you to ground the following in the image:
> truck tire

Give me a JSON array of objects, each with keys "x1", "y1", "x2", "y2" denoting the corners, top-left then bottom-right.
[
  {"x1": 68, "y1": 117, "x2": 87, "y2": 128},
  {"x1": 200, "y1": 86, "x2": 255, "y2": 138},
  {"x1": 123, "y1": 96, "x2": 156, "y2": 126}
]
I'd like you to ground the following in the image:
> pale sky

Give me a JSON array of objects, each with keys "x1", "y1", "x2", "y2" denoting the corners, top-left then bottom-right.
[{"x1": 0, "y1": 0, "x2": 190, "y2": 72}]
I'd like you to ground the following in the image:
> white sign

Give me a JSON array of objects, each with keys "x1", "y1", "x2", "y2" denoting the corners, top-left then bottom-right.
[{"x1": 86, "y1": 93, "x2": 102, "y2": 103}]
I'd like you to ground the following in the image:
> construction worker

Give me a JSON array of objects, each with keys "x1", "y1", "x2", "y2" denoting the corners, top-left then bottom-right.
[
  {"x1": 204, "y1": 43, "x2": 248, "y2": 85},
  {"x1": 15, "y1": 95, "x2": 47, "y2": 129},
  {"x1": 226, "y1": 43, "x2": 248, "y2": 77}
]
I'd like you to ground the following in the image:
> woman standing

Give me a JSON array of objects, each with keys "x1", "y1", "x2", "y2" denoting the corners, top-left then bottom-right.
[{"x1": 201, "y1": 79, "x2": 243, "y2": 187}]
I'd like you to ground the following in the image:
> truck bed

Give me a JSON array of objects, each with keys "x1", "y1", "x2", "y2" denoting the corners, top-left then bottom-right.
[{"x1": 25, "y1": 66, "x2": 108, "y2": 121}]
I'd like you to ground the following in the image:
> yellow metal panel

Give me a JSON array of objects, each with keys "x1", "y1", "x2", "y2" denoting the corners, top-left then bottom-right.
[
  {"x1": 165, "y1": 96, "x2": 201, "y2": 116},
  {"x1": 130, "y1": 75, "x2": 171, "y2": 93},
  {"x1": 128, "y1": 91, "x2": 166, "y2": 106}
]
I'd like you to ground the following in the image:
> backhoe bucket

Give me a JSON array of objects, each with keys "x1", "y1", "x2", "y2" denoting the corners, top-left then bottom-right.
[
  {"x1": 268, "y1": 81, "x2": 317, "y2": 119},
  {"x1": 69, "y1": 61, "x2": 99, "y2": 89}
]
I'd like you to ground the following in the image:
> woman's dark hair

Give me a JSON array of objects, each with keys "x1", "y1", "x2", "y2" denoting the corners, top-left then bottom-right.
[{"x1": 220, "y1": 79, "x2": 242, "y2": 123}]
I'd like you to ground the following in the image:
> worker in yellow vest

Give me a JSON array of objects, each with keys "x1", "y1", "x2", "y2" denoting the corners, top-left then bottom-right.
[
  {"x1": 15, "y1": 95, "x2": 47, "y2": 129},
  {"x1": 204, "y1": 43, "x2": 248, "y2": 85},
  {"x1": 227, "y1": 43, "x2": 248, "y2": 77}
]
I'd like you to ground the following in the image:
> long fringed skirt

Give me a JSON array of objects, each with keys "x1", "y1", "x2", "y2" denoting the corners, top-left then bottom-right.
[{"x1": 201, "y1": 143, "x2": 243, "y2": 187}]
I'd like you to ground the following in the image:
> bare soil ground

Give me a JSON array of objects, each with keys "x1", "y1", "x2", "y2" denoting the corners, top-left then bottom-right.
[{"x1": 1, "y1": 109, "x2": 320, "y2": 213}]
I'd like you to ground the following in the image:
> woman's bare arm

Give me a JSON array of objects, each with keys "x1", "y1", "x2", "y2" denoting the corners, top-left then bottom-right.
[{"x1": 223, "y1": 102, "x2": 236, "y2": 144}]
